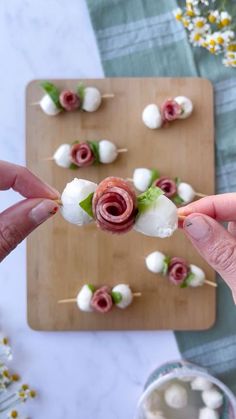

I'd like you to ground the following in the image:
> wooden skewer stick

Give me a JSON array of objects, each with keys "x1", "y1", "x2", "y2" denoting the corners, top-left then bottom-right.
[
  {"x1": 195, "y1": 192, "x2": 207, "y2": 198},
  {"x1": 205, "y1": 280, "x2": 217, "y2": 288},
  {"x1": 31, "y1": 101, "x2": 40, "y2": 106},
  {"x1": 126, "y1": 178, "x2": 134, "y2": 182},
  {"x1": 133, "y1": 292, "x2": 142, "y2": 297},
  {"x1": 117, "y1": 148, "x2": 128, "y2": 153},
  {"x1": 58, "y1": 298, "x2": 76, "y2": 304},
  {"x1": 102, "y1": 93, "x2": 115, "y2": 99},
  {"x1": 54, "y1": 199, "x2": 62, "y2": 206},
  {"x1": 43, "y1": 157, "x2": 54, "y2": 161}
]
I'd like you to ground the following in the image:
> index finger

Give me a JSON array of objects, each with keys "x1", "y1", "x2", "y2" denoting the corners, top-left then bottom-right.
[
  {"x1": 0, "y1": 160, "x2": 60, "y2": 199},
  {"x1": 178, "y1": 193, "x2": 236, "y2": 221}
]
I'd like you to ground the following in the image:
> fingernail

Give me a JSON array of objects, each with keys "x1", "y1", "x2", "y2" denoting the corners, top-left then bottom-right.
[
  {"x1": 30, "y1": 200, "x2": 59, "y2": 224},
  {"x1": 183, "y1": 215, "x2": 211, "y2": 241}
]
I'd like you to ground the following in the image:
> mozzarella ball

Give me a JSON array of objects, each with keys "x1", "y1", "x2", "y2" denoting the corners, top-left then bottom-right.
[
  {"x1": 142, "y1": 104, "x2": 162, "y2": 129},
  {"x1": 191, "y1": 377, "x2": 213, "y2": 391},
  {"x1": 145, "y1": 251, "x2": 166, "y2": 274},
  {"x1": 39, "y1": 94, "x2": 61, "y2": 116},
  {"x1": 178, "y1": 376, "x2": 195, "y2": 382},
  {"x1": 112, "y1": 284, "x2": 133, "y2": 309},
  {"x1": 144, "y1": 410, "x2": 166, "y2": 419},
  {"x1": 174, "y1": 96, "x2": 193, "y2": 119},
  {"x1": 61, "y1": 178, "x2": 97, "y2": 226},
  {"x1": 76, "y1": 284, "x2": 94, "y2": 312},
  {"x1": 202, "y1": 388, "x2": 223, "y2": 409},
  {"x1": 177, "y1": 182, "x2": 195, "y2": 204},
  {"x1": 164, "y1": 383, "x2": 188, "y2": 409},
  {"x1": 199, "y1": 407, "x2": 219, "y2": 419},
  {"x1": 143, "y1": 390, "x2": 161, "y2": 411},
  {"x1": 188, "y1": 265, "x2": 206, "y2": 287},
  {"x1": 134, "y1": 195, "x2": 178, "y2": 238},
  {"x1": 99, "y1": 140, "x2": 118, "y2": 164},
  {"x1": 53, "y1": 144, "x2": 71, "y2": 168},
  {"x1": 82, "y1": 87, "x2": 102, "y2": 112},
  {"x1": 133, "y1": 168, "x2": 152, "y2": 192}
]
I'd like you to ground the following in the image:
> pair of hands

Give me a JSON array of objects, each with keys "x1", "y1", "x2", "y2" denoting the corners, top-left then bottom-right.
[{"x1": 1, "y1": 161, "x2": 236, "y2": 301}]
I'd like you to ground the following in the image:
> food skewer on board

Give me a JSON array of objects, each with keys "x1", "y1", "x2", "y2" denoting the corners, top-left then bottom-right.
[
  {"x1": 44, "y1": 140, "x2": 127, "y2": 169},
  {"x1": 32, "y1": 81, "x2": 114, "y2": 116},
  {"x1": 58, "y1": 284, "x2": 141, "y2": 313},
  {"x1": 145, "y1": 251, "x2": 217, "y2": 288},
  {"x1": 128, "y1": 167, "x2": 207, "y2": 205},
  {"x1": 59, "y1": 177, "x2": 179, "y2": 238}
]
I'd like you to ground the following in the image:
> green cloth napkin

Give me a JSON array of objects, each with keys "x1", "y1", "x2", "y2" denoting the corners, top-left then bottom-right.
[{"x1": 86, "y1": 0, "x2": 236, "y2": 393}]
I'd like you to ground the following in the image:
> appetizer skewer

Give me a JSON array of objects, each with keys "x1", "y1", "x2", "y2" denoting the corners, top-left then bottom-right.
[
  {"x1": 129, "y1": 167, "x2": 206, "y2": 205},
  {"x1": 33, "y1": 81, "x2": 114, "y2": 116},
  {"x1": 59, "y1": 177, "x2": 178, "y2": 238},
  {"x1": 58, "y1": 284, "x2": 141, "y2": 313},
  {"x1": 142, "y1": 96, "x2": 193, "y2": 129},
  {"x1": 44, "y1": 140, "x2": 127, "y2": 169},
  {"x1": 145, "y1": 251, "x2": 217, "y2": 288}
]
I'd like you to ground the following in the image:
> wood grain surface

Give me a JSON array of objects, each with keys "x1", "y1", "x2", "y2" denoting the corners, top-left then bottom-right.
[{"x1": 26, "y1": 78, "x2": 215, "y2": 331}]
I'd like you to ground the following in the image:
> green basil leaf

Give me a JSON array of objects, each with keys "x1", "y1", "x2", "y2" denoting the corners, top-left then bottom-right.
[
  {"x1": 180, "y1": 281, "x2": 188, "y2": 288},
  {"x1": 71, "y1": 140, "x2": 79, "y2": 145},
  {"x1": 162, "y1": 255, "x2": 171, "y2": 275},
  {"x1": 77, "y1": 82, "x2": 86, "y2": 103},
  {"x1": 88, "y1": 141, "x2": 100, "y2": 164},
  {"x1": 174, "y1": 177, "x2": 181, "y2": 186},
  {"x1": 79, "y1": 192, "x2": 94, "y2": 218},
  {"x1": 137, "y1": 186, "x2": 164, "y2": 214},
  {"x1": 180, "y1": 272, "x2": 195, "y2": 288},
  {"x1": 111, "y1": 291, "x2": 122, "y2": 304},
  {"x1": 69, "y1": 163, "x2": 78, "y2": 170},
  {"x1": 173, "y1": 194, "x2": 185, "y2": 205},
  {"x1": 149, "y1": 169, "x2": 160, "y2": 186},
  {"x1": 40, "y1": 81, "x2": 62, "y2": 109},
  {"x1": 87, "y1": 284, "x2": 95, "y2": 293}
]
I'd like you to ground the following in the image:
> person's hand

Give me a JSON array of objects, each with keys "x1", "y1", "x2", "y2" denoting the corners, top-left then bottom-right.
[
  {"x1": 178, "y1": 194, "x2": 236, "y2": 302},
  {"x1": 0, "y1": 160, "x2": 60, "y2": 262}
]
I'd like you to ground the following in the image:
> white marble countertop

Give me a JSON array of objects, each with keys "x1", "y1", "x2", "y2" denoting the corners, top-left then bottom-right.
[{"x1": 0, "y1": 0, "x2": 180, "y2": 417}]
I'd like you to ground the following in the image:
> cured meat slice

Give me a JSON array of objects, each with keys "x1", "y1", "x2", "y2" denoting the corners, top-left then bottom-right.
[{"x1": 70, "y1": 142, "x2": 94, "y2": 167}]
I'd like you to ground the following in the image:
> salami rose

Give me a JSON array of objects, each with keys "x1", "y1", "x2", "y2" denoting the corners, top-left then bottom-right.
[
  {"x1": 92, "y1": 177, "x2": 137, "y2": 234},
  {"x1": 168, "y1": 257, "x2": 189, "y2": 285},
  {"x1": 91, "y1": 286, "x2": 113, "y2": 313},
  {"x1": 59, "y1": 90, "x2": 80, "y2": 111},
  {"x1": 70, "y1": 142, "x2": 95, "y2": 167},
  {"x1": 161, "y1": 99, "x2": 182, "y2": 122},
  {"x1": 154, "y1": 177, "x2": 177, "y2": 198}
]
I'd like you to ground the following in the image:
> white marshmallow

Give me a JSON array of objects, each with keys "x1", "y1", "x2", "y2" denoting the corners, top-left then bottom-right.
[
  {"x1": 142, "y1": 104, "x2": 162, "y2": 129},
  {"x1": 133, "y1": 168, "x2": 152, "y2": 192},
  {"x1": 202, "y1": 388, "x2": 223, "y2": 409},
  {"x1": 39, "y1": 94, "x2": 61, "y2": 116},
  {"x1": 145, "y1": 251, "x2": 166, "y2": 274},
  {"x1": 174, "y1": 96, "x2": 193, "y2": 119},
  {"x1": 61, "y1": 178, "x2": 97, "y2": 226},
  {"x1": 177, "y1": 182, "x2": 195, "y2": 204},
  {"x1": 188, "y1": 265, "x2": 206, "y2": 287},
  {"x1": 76, "y1": 285, "x2": 94, "y2": 312},
  {"x1": 134, "y1": 195, "x2": 178, "y2": 238},
  {"x1": 53, "y1": 144, "x2": 71, "y2": 168},
  {"x1": 199, "y1": 407, "x2": 219, "y2": 419},
  {"x1": 191, "y1": 377, "x2": 213, "y2": 391},
  {"x1": 98, "y1": 140, "x2": 118, "y2": 164},
  {"x1": 82, "y1": 87, "x2": 102, "y2": 112},
  {"x1": 164, "y1": 383, "x2": 188, "y2": 409},
  {"x1": 112, "y1": 284, "x2": 133, "y2": 309}
]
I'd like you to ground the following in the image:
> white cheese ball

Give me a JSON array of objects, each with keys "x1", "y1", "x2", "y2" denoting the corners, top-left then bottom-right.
[
  {"x1": 191, "y1": 377, "x2": 213, "y2": 391},
  {"x1": 142, "y1": 104, "x2": 162, "y2": 129},
  {"x1": 76, "y1": 285, "x2": 93, "y2": 312},
  {"x1": 112, "y1": 284, "x2": 133, "y2": 309},
  {"x1": 164, "y1": 383, "x2": 188, "y2": 409},
  {"x1": 143, "y1": 390, "x2": 161, "y2": 411},
  {"x1": 82, "y1": 87, "x2": 102, "y2": 112},
  {"x1": 53, "y1": 144, "x2": 71, "y2": 168},
  {"x1": 174, "y1": 96, "x2": 193, "y2": 119},
  {"x1": 188, "y1": 265, "x2": 206, "y2": 287},
  {"x1": 39, "y1": 94, "x2": 61, "y2": 116},
  {"x1": 144, "y1": 410, "x2": 166, "y2": 419},
  {"x1": 61, "y1": 178, "x2": 97, "y2": 226},
  {"x1": 99, "y1": 140, "x2": 118, "y2": 164},
  {"x1": 134, "y1": 195, "x2": 178, "y2": 238},
  {"x1": 133, "y1": 168, "x2": 152, "y2": 192},
  {"x1": 145, "y1": 251, "x2": 166, "y2": 274},
  {"x1": 199, "y1": 407, "x2": 219, "y2": 419},
  {"x1": 177, "y1": 182, "x2": 195, "y2": 204},
  {"x1": 202, "y1": 388, "x2": 223, "y2": 409}
]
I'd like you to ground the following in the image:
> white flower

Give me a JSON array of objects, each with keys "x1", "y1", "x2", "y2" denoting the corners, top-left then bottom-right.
[
  {"x1": 173, "y1": 8, "x2": 183, "y2": 21},
  {"x1": 208, "y1": 10, "x2": 220, "y2": 24},
  {"x1": 189, "y1": 30, "x2": 203, "y2": 46},
  {"x1": 220, "y1": 11, "x2": 232, "y2": 27},
  {"x1": 193, "y1": 17, "x2": 210, "y2": 33},
  {"x1": 223, "y1": 51, "x2": 236, "y2": 67}
]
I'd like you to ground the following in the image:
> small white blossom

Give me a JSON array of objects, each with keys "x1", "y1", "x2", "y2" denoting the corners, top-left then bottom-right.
[
  {"x1": 189, "y1": 30, "x2": 203, "y2": 46},
  {"x1": 193, "y1": 17, "x2": 210, "y2": 33},
  {"x1": 220, "y1": 11, "x2": 232, "y2": 27},
  {"x1": 173, "y1": 8, "x2": 183, "y2": 20},
  {"x1": 223, "y1": 51, "x2": 236, "y2": 67}
]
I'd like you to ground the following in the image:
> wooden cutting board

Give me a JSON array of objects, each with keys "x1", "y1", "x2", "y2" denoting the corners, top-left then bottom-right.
[{"x1": 26, "y1": 78, "x2": 215, "y2": 331}]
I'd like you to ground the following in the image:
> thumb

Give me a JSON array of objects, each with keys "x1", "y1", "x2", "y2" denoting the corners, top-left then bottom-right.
[
  {"x1": 0, "y1": 198, "x2": 59, "y2": 262},
  {"x1": 183, "y1": 213, "x2": 236, "y2": 302}
]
